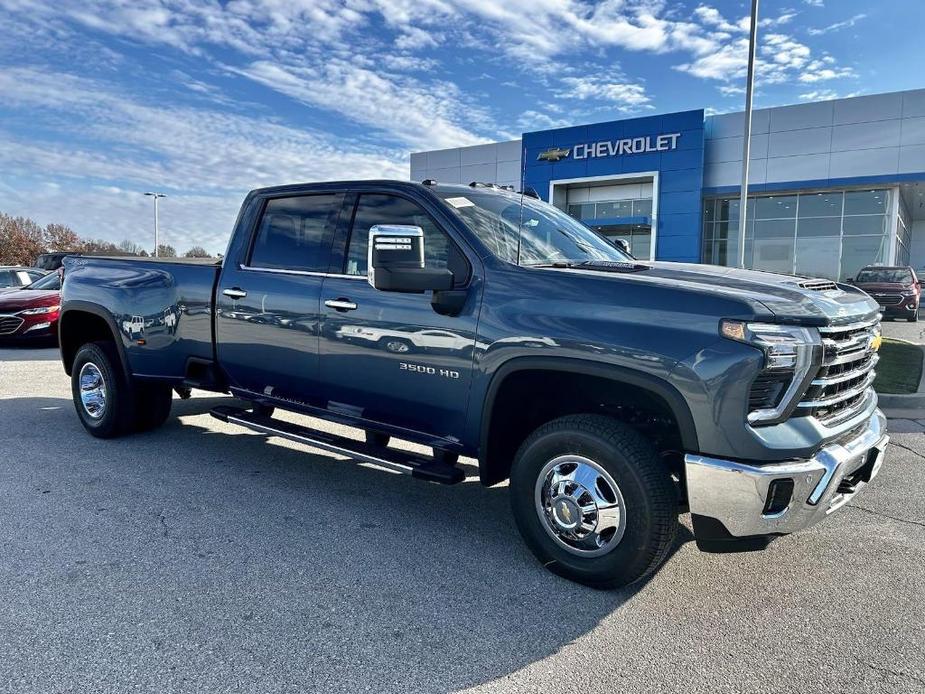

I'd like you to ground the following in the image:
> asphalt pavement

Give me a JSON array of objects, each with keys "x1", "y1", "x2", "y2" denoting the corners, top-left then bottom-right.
[{"x1": 1, "y1": 346, "x2": 924, "y2": 694}]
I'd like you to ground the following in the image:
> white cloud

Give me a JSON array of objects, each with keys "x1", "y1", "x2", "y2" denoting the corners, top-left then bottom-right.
[
  {"x1": 0, "y1": 67, "x2": 408, "y2": 253},
  {"x1": 808, "y1": 13, "x2": 867, "y2": 36},
  {"x1": 561, "y1": 76, "x2": 652, "y2": 111}
]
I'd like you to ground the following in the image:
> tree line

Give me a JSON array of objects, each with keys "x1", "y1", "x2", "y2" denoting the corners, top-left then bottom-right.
[{"x1": 0, "y1": 212, "x2": 213, "y2": 266}]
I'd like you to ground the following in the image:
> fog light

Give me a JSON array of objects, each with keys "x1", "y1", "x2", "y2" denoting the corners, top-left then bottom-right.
[
  {"x1": 24, "y1": 322, "x2": 52, "y2": 332},
  {"x1": 763, "y1": 479, "x2": 794, "y2": 515}
]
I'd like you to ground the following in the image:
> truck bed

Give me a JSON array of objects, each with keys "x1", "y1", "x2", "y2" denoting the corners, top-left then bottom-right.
[{"x1": 62, "y1": 256, "x2": 221, "y2": 380}]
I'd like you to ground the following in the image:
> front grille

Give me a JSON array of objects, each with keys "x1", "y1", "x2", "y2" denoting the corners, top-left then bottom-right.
[
  {"x1": 795, "y1": 317, "x2": 880, "y2": 425},
  {"x1": 0, "y1": 315, "x2": 24, "y2": 335},
  {"x1": 871, "y1": 294, "x2": 902, "y2": 306}
]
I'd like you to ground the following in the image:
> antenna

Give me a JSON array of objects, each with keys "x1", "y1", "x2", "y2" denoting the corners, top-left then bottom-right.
[{"x1": 516, "y1": 142, "x2": 527, "y2": 265}]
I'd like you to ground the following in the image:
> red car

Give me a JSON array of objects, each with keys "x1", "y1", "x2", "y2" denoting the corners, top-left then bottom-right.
[
  {"x1": 851, "y1": 265, "x2": 921, "y2": 322},
  {"x1": 0, "y1": 270, "x2": 62, "y2": 342}
]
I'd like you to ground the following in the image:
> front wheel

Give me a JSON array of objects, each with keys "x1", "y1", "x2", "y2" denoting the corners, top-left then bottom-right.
[{"x1": 509, "y1": 415, "x2": 678, "y2": 589}]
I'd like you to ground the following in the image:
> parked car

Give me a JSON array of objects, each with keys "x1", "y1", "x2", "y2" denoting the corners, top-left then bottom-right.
[
  {"x1": 0, "y1": 266, "x2": 47, "y2": 293},
  {"x1": 851, "y1": 265, "x2": 921, "y2": 322},
  {"x1": 0, "y1": 269, "x2": 61, "y2": 342},
  {"x1": 59, "y1": 180, "x2": 888, "y2": 589}
]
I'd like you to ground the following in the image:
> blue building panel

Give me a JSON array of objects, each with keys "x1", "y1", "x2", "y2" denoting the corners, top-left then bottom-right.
[{"x1": 522, "y1": 110, "x2": 705, "y2": 263}]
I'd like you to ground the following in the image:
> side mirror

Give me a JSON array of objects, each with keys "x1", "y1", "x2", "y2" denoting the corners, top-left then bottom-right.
[
  {"x1": 367, "y1": 225, "x2": 454, "y2": 293},
  {"x1": 613, "y1": 238, "x2": 631, "y2": 254},
  {"x1": 846, "y1": 277, "x2": 854, "y2": 284}
]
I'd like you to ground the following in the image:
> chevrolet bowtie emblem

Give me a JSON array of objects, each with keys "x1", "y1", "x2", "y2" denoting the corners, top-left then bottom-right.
[
  {"x1": 559, "y1": 502, "x2": 572, "y2": 523},
  {"x1": 537, "y1": 147, "x2": 571, "y2": 162},
  {"x1": 871, "y1": 334, "x2": 882, "y2": 351}
]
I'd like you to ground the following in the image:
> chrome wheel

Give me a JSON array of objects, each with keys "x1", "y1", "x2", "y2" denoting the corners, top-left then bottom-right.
[
  {"x1": 78, "y1": 362, "x2": 107, "y2": 419},
  {"x1": 534, "y1": 455, "x2": 626, "y2": 557}
]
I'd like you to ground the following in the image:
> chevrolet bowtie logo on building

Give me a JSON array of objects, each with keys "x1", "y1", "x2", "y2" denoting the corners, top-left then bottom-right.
[{"x1": 537, "y1": 147, "x2": 571, "y2": 162}]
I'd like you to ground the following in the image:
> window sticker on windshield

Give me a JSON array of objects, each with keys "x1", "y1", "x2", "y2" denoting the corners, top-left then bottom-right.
[{"x1": 445, "y1": 196, "x2": 475, "y2": 208}]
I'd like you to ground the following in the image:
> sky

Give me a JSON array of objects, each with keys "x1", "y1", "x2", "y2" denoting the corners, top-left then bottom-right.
[{"x1": 0, "y1": 0, "x2": 921, "y2": 255}]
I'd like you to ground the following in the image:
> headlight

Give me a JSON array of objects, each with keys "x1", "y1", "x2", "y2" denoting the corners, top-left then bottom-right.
[
  {"x1": 19, "y1": 304, "x2": 60, "y2": 315},
  {"x1": 720, "y1": 320, "x2": 821, "y2": 425}
]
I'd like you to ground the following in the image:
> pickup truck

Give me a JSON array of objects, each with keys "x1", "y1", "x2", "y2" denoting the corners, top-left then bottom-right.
[{"x1": 60, "y1": 180, "x2": 889, "y2": 588}]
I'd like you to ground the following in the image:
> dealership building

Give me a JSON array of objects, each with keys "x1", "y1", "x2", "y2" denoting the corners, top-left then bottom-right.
[{"x1": 410, "y1": 89, "x2": 925, "y2": 281}]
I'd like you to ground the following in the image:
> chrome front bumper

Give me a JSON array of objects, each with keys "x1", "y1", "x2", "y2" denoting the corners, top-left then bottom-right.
[{"x1": 684, "y1": 410, "x2": 888, "y2": 538}]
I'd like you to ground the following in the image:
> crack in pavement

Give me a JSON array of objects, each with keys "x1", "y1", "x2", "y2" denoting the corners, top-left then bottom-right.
[
  {"x1": 847, "y1": 504, "x2": 925, "y2": 529},
  {"x1": 890, "y1": 440, "x2": 925, "y2": 462},
  {"x1": 156, "y1": 512, "x2": 169, "y2": 538},
  {"x1": 860, "y1": 659, "x2": 925, "y2": 688}
]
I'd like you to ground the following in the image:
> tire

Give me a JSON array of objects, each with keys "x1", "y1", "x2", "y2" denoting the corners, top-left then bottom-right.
[
  {"x1": 365, "y1": 431, "x2": 390, "y2": 448},
  {"x1": 252, "y1": 403, "x2": 275, "y2": 418},
  {"x1": 133, "y1": 381, "x2": 173, "y2": 431},
  {"x1": 509, "y1": 414, "x2": 678, "y2": 589},
  {"x1": 909, "y1": 311, "x2": 919, "y2": 323},
  {"x1": 71, "y1": 341, "x2": 135, "y2": 439}
]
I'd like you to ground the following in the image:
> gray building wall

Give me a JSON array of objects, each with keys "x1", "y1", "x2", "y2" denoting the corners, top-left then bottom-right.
[
  {"x1": 703, "y1": 90, "x2": 925, "y2": 189},
  {"x1": 410, "y1": 139, "x2": 522, "y2": 188}
]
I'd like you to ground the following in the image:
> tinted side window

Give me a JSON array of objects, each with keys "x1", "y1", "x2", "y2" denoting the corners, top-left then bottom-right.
[
  {"x1": 345, "y1": 194, "x2": 454, "y2": 277},
  {"x1": 249, "y1": 194, "x2": 343, "y2": 271},
  {"x1": 0, "y1": 270, "x2": 13, "y2": 287}
]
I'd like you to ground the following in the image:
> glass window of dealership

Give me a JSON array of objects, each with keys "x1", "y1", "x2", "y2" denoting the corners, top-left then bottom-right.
[{"x1": 411, "y1": 89, "x2": 925, "y2": 280}]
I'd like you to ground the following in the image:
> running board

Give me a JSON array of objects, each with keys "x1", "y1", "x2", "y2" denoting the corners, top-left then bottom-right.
[{"x1": 210, "y1": 405, "x2": 465, "y2": 485}]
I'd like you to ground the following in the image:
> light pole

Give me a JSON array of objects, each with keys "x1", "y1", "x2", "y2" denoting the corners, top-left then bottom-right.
[
  {"x1": 144, "y1": 192, "x2": 167, "y2": 257},
  {"x1": 736, "y1": 0, "x2": 760, "y2": 268}
]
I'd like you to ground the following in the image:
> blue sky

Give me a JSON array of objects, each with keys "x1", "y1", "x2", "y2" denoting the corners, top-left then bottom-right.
[{"x1": 0, "y1": 0, "x2": 921, "y2": 254}]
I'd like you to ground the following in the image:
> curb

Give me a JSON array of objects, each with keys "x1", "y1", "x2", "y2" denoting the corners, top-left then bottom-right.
[{"x1": 877, "y1": 343, "x2": 925, "y2": 411}]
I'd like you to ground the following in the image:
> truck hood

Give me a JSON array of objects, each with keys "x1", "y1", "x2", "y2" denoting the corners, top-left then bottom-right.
[
  {"x1": 0, "y1": 289, "x2": 60, "y2": 313},
  {"x1": 558, "y1": 261, "x2": 879, "y2": 325}
]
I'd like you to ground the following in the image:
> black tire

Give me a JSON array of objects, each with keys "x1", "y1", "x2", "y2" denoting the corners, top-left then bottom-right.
[
  {"x1": 133, "y1": 381, "x2": 173, "y2": 431},
  {"x1": 252, "y1": 403, "x2": 275, "y2": 418},
  {"x1": 365, "y1": 431, "x2": 390, "y2": 448},
  {"x1": 909, "y1": 311, "x2": 919, "y2": 323},
  {"x1": 509, "y1": 414, "x2": 678, "y2": 589},
  {"x1": 71, "y1": 341, "x2": 135, "y2": 439}
]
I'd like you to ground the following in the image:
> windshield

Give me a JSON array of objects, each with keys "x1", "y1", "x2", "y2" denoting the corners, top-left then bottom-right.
[
  {"x1": 855, "y1": 268, "x2": 913, "y2": 284},
  {"x1": 25, "y1": 272, "x2": 61, "y2": 290},
  {"x1": 437, "y1": 190, "x2": 633, "y2": 266}
]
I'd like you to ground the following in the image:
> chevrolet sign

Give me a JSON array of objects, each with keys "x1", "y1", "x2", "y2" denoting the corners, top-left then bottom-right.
[
  {"x1": 536, "y1": 133, "x2": 681, "y2": 163},
  {"x1": 536, "y1": 147, "x2": 571, "y2": 162}
]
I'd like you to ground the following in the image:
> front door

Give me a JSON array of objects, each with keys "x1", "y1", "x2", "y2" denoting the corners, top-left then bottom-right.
[
  {"x1": 319, "y1": 193, "x2": 480, "y2": 440},
  {"x1": 216, "y1": 192, "x2": 344, "y2": 405}
]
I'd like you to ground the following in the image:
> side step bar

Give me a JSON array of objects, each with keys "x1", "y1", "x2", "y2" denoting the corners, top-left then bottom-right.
[{"x1": 210, "y1": 405, "x2": 465, "y2": 485}]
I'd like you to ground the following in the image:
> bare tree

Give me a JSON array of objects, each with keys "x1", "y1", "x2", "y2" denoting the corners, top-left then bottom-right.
[
  {"x1": 45, "y1": 223, "x2": 82, "y2": 252},
  {"x1": 118, "y1": 239, "x2": 143, "y2": 255},
  {"x1": 183, "y1": 246, "x2": 210, "y2": 258},
  {"x1": 0, "y1": 213, "x2": 45, "y2": 265}
]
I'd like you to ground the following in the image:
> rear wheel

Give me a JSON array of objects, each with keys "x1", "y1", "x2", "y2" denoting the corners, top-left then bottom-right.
[
  {"x1": 133, "y1": 381, "x2": 173, "y2": 431},
  {"x1": 71, "y1": 341, "x2": 134, "y2": 438},
  {"x1": 509, "y1": 414, "x2": 678, "y2": 589}
]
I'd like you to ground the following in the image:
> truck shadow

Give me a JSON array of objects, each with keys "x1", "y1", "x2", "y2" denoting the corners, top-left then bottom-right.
[{"x1": 3, "y1": 394, "x2": 694, "y2": 692}]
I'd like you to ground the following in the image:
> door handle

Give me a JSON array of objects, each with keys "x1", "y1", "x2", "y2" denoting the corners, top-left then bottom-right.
[
  {"x1": 223, "y1": 287, "x2": 247, "y2": 299},
  {"x1": 325, "y1": 298, "x2": 358, "y2": 311}
]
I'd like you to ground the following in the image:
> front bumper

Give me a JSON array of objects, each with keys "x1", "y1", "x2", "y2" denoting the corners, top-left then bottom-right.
[{"x1": 684, "y1": 409, "x2": 888, "y2": 541}]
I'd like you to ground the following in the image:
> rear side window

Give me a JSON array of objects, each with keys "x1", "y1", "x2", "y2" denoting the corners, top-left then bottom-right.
[
  {"x1": 249, "y1": 194, "x2": 344, "y2": 272},
  {"x1": 0, "y1": 270, "x2": 13, "y2": 287}
]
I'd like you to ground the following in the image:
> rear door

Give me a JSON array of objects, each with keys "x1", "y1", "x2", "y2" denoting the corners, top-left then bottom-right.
[
  {"x1": 216, "y1": 191, "x2": 345, "y2": 406},
  {"x1": 318, "y1": 192, "x2": 481, "y2": 439}
]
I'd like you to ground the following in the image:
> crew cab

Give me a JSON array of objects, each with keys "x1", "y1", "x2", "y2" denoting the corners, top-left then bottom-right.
[{"x1": 59, "y1": 180, "x2": 889, "y2": 588}]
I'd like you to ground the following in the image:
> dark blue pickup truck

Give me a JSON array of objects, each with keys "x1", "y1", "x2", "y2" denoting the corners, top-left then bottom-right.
[{"x1": 60, "y1": 180, "x2": 889, "y2": 588}]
